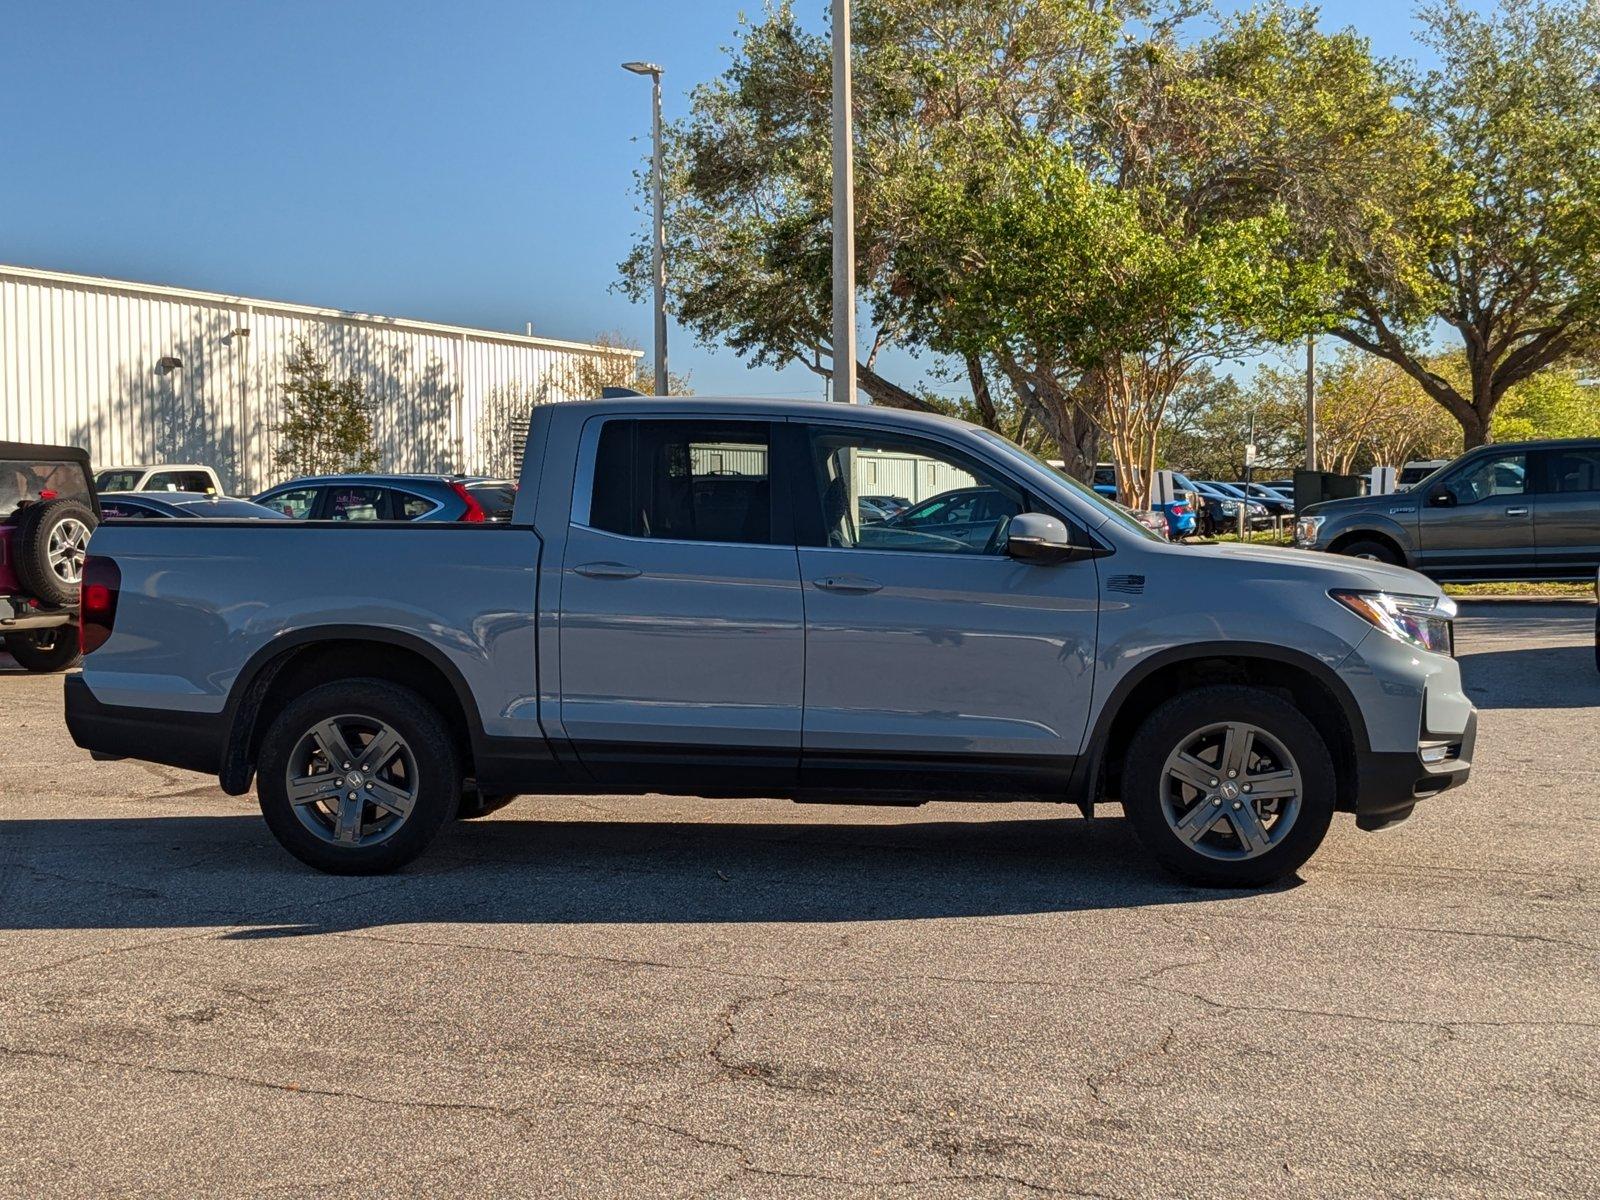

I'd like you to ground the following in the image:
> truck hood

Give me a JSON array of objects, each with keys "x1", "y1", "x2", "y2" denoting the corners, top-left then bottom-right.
[
  {"x1": 1300, "y1": 492, "x2": 1411, "y2": 519},
  {"x1": 1170, "y1": 539, "x2": 1445, "y2": 599}
]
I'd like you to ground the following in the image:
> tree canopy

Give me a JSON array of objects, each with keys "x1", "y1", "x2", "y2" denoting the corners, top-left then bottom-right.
[
  {"x1": 622, "y1": 0, "x2": 1599, "y2": 483},
  {"x1": 1321, "y1": 0, "x2": 1600, "y2": 445}
]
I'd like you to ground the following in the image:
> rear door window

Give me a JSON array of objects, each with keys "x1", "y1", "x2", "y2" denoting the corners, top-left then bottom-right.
[
  {"x1": 145, "y1": 471, "x2": 215, "y2": 493},
  {"x1": 263, "y1": 487, "x2": 321, "y2": 519},
  {"x1": 1540, "y1": 447, "x2": 1600, "y2": 494},
  {"x1": 326, "y1": 487, "x2": 389, "y2": 521},
  {"x1": 94, "y1": 470, "x2": 143, "y2": 493},
  {"x1": 588, "y1": 420, "x2": 773, "y2": 544}
]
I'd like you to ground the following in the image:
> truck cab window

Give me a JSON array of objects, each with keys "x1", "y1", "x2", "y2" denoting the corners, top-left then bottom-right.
[
  {"x1": 589, "y1": 420, "x2": 772, "y2": 544},
  {"x1": 805, "y1": 429, "x2": 1022, "y2": 555}
]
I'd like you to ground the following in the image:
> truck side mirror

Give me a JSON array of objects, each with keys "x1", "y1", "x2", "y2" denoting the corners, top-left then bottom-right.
[
  {"x1": 1006, "y1": 512, "x2": 1089, "y2": 564},
  {"x1": 1427, "y1": 485, "x2": 1457, "y2": 508}
]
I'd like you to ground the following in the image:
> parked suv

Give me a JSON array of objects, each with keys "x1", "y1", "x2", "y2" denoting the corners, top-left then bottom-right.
[
  {"x1": 67, "y1": 398, "x2": 1477, "y2": 887},
  {"x1": 1296, "y1": 439, "x2": 1600, "y2": 581},
  {"x1": 1, "y1": 441, "x2": 100, "y2": 671},
  {"x1": 253, "y1": 474, "x2": 517, "y2": 522}
]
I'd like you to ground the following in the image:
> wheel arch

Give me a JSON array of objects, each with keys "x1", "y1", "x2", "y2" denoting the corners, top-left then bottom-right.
[
  {"x1": 1080, "y1": 643, "x2": 1367, "y2": 814},
  {"x1": 219, "y1": 626, "x2": 482, "y2": 795},
  {"x1": 1326, "y1": 526, "x2": 1409, "y2": 565}
]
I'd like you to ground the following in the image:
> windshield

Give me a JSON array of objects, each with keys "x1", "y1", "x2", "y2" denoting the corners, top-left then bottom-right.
[{"x1": 970, "y1": 429, "x2": 1165, "y2": 543}]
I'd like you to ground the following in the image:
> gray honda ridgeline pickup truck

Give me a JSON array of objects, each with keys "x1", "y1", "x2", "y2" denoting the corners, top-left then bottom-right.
[{"x1": 66, "y1": 398, "x2": 1477, "y2": 886}]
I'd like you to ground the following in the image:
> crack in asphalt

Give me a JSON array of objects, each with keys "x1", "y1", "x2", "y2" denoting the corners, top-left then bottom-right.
[{"x1": 0, "y1": 1042, "x2": 527, "y2": 1122}]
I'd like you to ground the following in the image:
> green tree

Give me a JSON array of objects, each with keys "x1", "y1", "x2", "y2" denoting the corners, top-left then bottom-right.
[
  {"x1": 623, "y1": 2, "x2": 1417, "y2": 488},
  {"x1": 1320, "y1": 0, "x2": 1600, "y2": 447},
  {"x1": 270, "y1": 339, "x2": 379, "y2": 478},
  {"x1": 1490, "y1": 370, "x2": 1600, "y2": 441}
]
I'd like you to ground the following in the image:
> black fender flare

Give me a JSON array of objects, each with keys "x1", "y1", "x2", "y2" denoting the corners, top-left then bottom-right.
[
  {"x1": 217, "y1": 625, "x2": 488, "y2": 795},
  {"x1": 1068, "y1": 640, "x2": 1372, "y2": 806}
]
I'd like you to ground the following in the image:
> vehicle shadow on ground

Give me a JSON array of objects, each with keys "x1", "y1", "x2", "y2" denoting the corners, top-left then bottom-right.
[
  {"x1": 1457, "y1": 642, "x2": 1600, "y2": 709},
  {"x1": 0, "y1": 812, "x2": 1272, "y2": 934}
]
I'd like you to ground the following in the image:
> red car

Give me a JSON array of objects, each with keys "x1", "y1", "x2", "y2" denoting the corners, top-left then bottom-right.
[{"x1": 1, "y1": 441, "x2": 100, "y2": 672}]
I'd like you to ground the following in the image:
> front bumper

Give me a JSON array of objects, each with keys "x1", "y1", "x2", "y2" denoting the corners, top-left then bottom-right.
[{"x1": 1352, "y1": 705, "x2": 1477, "y2": 829}]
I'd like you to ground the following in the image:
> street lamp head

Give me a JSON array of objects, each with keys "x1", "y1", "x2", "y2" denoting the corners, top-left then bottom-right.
[{"x1": 621, "y1": 61, "x2": 662, "y2": 76}]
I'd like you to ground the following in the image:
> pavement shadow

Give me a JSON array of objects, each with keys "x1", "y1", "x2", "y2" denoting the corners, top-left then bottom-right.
[
  {"x1": 0, "y1": 812, "x2": 1266, "y2": 935},
  {"x1": 1458, "y1": 642, "x2": 1600, "y2": 709}
]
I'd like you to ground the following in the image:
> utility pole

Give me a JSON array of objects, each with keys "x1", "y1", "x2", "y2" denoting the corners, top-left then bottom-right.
[
  {"x1": 622, "y1": 60, "x2": 668, "y2": 395},
  {"x1": 1304, "y1": 334, "x2": 1317, "y2": 471},
  {"x1": 830, "y1": 0, "x2": 857, "y2": 403}
]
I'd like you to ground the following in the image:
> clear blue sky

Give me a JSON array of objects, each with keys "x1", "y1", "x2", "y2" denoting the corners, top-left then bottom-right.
[{"x1": 1, "y1": 1, "x2": 1457, "y2": 399}]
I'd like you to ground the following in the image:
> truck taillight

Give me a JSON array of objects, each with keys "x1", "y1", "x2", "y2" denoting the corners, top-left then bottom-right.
[
  {"x1": 80, "y1": 556, "x2": 120, "y2": 655},
  {"x1": 449, "y1": 482, "x2": 487, "y2": 523}
]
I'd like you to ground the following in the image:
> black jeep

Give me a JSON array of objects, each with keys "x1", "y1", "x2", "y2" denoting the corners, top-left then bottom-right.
[{"x1": 1, "y1": 441, "x2": 100, "y2": 672}]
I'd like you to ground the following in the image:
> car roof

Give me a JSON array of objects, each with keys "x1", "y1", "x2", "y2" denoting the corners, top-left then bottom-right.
[
  {"x1": 1454, "y1": 438, "x2": 1599, "y2": 453},
  {"x1": 261, "y1": 474, "x2": 458, "y2": 487},
  {"x1": 547, "y1": 395, "x2": 981, "y2": 435},
  {"x1": 112, "y1": 490, "x2": 227, "y2": 501},
  {"x1": 98, "y1": 464, "x2": 214, "y2": 472}
]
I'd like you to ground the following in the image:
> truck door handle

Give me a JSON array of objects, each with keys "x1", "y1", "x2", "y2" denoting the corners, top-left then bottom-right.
[
  {"x1": 813, "y1": 575, "x2": 883, "y2": 594},
  {"x1": 574, "y1": 561, "x2": 642, "y2": 579},
  {"x1": 1504, "y1": 507, "x2": 1529, "y2": 516}
]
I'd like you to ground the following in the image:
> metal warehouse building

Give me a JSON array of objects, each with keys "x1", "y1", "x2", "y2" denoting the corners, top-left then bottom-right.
[{"x1": 0, "y1": 264, "x2": 636, "y2": 495}]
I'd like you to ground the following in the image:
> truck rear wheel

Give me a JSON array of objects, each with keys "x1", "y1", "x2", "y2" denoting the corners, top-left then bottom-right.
[
  {"x1": 1120, "y1": 685, "x2": 1336, "y2": 887},
  {"x1": 257, "y1": 679, "x2": 459, "y2": 874},
  {"x1": 4, "y1": 626, "x2": 82, "y2": 672}
]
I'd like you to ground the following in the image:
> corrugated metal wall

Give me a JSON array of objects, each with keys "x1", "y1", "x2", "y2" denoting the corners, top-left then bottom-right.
[{"x1": 0, "y1": 266, "x2": 635, "y2": 494}]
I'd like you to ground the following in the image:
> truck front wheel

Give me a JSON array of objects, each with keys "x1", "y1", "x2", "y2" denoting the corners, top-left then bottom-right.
[
  {"x1": 257, "y1": 680, "x2": 459, "y2": 874},
  {"x1": 1120, "y1": 685, "x2": 1336, "y2": 887}
]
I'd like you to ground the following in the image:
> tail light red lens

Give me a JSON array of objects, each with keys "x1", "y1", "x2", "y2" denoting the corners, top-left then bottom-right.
[
  {"x1": 80, "y1": 556, "x2": 121, "y2": 655},
  {"x1": 1171, "y1": 504, "x2": 1189, "y2": 515},
  {"x1": 449, "y1": 482, "x2": 487, "y2": 523}
]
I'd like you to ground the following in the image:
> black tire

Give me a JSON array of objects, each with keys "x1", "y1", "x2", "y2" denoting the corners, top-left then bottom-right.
[
  {"x1": 1335, "y1": 538, "x2": 1402, "y2": 566},
  {"x1": 256, "y1": 679, "x2": 459, "y2": 874},
  {"x1": 458, "y1": 784, "x2": 517, "y2": 820},
  {"x1": 4, "y1": 626, "x2": 82, "y2": 672},
  {"x1": 14, "y1": 499, "x2": 98, "y2": 607},
  {"x1": 1120, "y1": 685, "x2": 1337, "y2": 888}
]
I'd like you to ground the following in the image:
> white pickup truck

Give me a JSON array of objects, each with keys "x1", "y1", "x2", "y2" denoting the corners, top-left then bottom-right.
[{"x1": 67, "y1": 397, "x2": 1477, "y2": 885}]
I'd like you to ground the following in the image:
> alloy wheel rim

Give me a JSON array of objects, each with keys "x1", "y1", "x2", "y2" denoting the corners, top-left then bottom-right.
[
  {"x1": 1159, "y1": 720, "x2": 1302, "y2": 862},
  {"x1": 48, "y1": 518, "x2": 90, "y2": 586},
  {"x1": 285, "y1": 715, "x2": 419, "y2": 848}
]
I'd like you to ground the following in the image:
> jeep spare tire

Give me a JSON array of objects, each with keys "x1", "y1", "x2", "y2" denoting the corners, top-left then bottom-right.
[{"x1": 13, "y1": 498, "x2": 97, "y2": 607}]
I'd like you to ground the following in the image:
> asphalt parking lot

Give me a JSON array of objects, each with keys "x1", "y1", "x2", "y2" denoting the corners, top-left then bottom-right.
[{"x1": 1, "y1": 603, "x2": 1595, "y2": 1199}]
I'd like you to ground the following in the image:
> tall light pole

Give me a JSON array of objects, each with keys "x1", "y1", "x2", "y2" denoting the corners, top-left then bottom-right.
[
  {"x1": 623, "y1": 61, "x2": 668, "y2": 396},
  {"x1": 830, "y1": 0, "x2": 857, "y2": 403},
  {"x1": 1304, "y1": 334, "x2": 1318, "y2": 471}
]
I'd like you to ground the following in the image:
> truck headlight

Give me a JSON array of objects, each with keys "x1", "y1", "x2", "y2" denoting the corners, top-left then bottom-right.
[
  {"x1": 1295, "y1": 515, "x2": 1325, "y2": 544},
  {"x1": 1331, "y1": 590, "x2": 1456, "y2": 655}
]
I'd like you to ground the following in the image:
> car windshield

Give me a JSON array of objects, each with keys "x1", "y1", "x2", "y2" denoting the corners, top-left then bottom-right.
[
  {"x1": 969, "y1": 430, "x2": 1165, "y2": 543},
  {"x1": 94, "y1": 469, "x2": 143, "y2": 492},
  {"x1": 2, "y1": 459, "x2": 92, "y2": 518}
]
